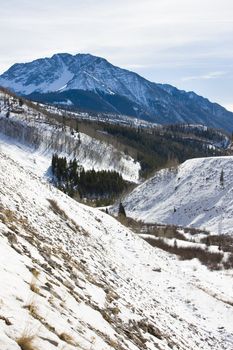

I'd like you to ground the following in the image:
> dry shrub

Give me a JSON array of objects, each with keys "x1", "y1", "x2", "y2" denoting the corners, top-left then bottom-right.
[
  {"x1": 30, "y1": 281, "x2": 40, "y2": 295},
  {"x1": 0, "y1": 205, "x2": 35, "y2": 237},
  {"x1": 17, "y1": 335, "x2": 38, "y2": 350},
  {"x1": 201, "y1": 235, "x2": 233, "y2": 253},
  {"x1": 0, "y1": 207, "x2": 15, "y2": 225},
  {"x1": 117, "y1": 215, "x2": 187, "y2": 241},
  {"x1": 47, "y1": 199, "x2": 69, "y2": 220},
  {"x1": 47, "y1": 198, "x2": 83, "y2": 234},
  {"x1": 183, "y1": 226, "x2": 209, "y2": 235},
  {"x1": 59, "y1": 332, "x2": 76, "y2": 345},
  {"x1": 145, "y1": 238, "x2": 223, "y2": 270},
  {"x1": 24, "y1": 302, "x2": 39, "y2": 319},
  {"x1": 31, "y1": 268, "x2": 40, "y2": 279}
]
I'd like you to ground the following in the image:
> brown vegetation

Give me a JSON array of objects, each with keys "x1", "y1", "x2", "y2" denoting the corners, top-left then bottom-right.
[
  {"x1": 59, "y1": 332, "x2": 76, "y2": 345},
  {"x1": 17, "y1": 335, "x2": 38, "y2": 350},
  {"x1": 145, "y1": 238, "x2": 223, "y2": 270}
]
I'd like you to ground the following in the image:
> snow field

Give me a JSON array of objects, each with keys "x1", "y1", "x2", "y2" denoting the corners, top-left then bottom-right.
[{"x1": 0, "y1": 146, "x2": 233, "y2": 349}]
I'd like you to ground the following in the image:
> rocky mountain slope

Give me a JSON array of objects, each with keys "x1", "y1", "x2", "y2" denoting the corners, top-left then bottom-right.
[
  {"x1": 1, "y1": 130, "x2": 233, "y2": 349},
  {"x1": 0, "y1": 53, "x2": 233, "y2": 131},
  {"x1": 121, "y1": 156, "x2": 233, "y2": 234}
]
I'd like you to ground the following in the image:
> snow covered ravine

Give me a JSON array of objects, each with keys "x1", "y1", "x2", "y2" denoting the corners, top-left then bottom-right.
[
  {"x1": 1, "y1": 137, "x2": 233, "y2": 349},
  {"x1": 122, "y1": 156, "x2": 233, "y2": 235}
]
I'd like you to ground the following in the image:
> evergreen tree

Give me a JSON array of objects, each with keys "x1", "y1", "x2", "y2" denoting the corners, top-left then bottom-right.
[
  {"x1": 118, "y1": 202, "x2": 126, "y2": 217},
  {"x1": 51, "y1": 154, "x2": 128, "y2": 202},
  {"x1": 220, "y1": 169, "x2": 224, "y2": 187}
]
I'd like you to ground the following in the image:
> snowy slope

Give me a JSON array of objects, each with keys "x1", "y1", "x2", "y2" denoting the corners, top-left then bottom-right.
[
  {"x1": 1, "y1": 53, "x2": 233, "y2": 131},
  {"x1": 122, "y1": 157, "x2": 233, "y2": 234},
  {"x1": 1, "y1": 139, "x2": 233, "y2": 349},
  {"x1": 0, "y1": 89, "x2": 140, "y2": 182}
]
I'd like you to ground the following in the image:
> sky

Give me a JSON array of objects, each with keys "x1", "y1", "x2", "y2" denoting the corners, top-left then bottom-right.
[{"x1": 0, "y1": 0, "x2": 233, "y2": 111}]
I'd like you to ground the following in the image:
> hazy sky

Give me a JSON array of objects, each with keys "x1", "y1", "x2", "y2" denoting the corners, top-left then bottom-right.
[{"x1": 0, "y1": 0, "x2": 233, "y2": 110}]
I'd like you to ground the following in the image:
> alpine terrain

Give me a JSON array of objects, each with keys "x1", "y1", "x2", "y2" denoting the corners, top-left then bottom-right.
[
  {"x1": 0, "y1": 68, "x2": 233, "y2": 350},
  {"x1": 0, "y1": 53, "x2": 233, "y2": 131},
  {"x1": 1, "y1": 90, "x2": 233, "y2": 350},
  {"x1": 2, "y1": 0, "x2": 233, "y2": 349}
]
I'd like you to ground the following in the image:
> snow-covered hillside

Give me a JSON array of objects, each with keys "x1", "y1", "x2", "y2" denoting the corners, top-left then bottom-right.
[
  {"x1": 1, "y1": 136, "x2": 233, "y2": 349},
  {"x1": 0, "y1": 90, "x2": 140, "y2": 182},
  {"x1": 122, "y1": 156, "x2": 233, "y2": 234}
]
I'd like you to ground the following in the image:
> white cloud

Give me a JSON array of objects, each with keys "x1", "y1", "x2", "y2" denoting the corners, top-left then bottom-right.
[
  {"x1": 182, "y1": 71, "x2": 227, "y2": 82},
  {"x1": 0, "y1": 0, "x2": 233, "y2": 108}
]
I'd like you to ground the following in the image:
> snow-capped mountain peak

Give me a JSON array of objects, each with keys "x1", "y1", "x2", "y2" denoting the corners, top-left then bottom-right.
[
  {"x1": 1, "y1": 52, "x2": 233, "y2": 131},
  {"x1": 0, "y1": 53, "x2": 114, "y2": 95}
]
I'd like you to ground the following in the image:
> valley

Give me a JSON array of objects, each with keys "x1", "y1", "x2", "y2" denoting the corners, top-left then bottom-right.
[
  {"x1": 0, "y1": 63, "x2": 233, "y2": 350},
  {"x1": 1, "y1": 121, "x2": 233, "y2": 350},
  {"x1": 1, "y1": 1, "x2": 233, "y2": 349}
]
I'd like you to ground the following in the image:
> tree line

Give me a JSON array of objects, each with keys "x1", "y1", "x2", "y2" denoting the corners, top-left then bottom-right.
[
  {"x1": 51, "y1": 154, "x2": 128, "y2": 202},
  {"x1": 101, "y1": 123, "x2": 226, "y2": 177}
]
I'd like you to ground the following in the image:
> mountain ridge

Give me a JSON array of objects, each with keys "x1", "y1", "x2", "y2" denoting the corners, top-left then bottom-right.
[{"x1": 0, "y1": 52, "x2": 233, "y2": 131}]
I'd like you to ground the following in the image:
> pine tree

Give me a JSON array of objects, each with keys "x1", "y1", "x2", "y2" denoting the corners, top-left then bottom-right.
[
  {"x1": 118, "y1": 202, "x2": 126, "y2": 217},
  {"x1": 220, "y1": 169, "x2": 224, "y2": 187}
]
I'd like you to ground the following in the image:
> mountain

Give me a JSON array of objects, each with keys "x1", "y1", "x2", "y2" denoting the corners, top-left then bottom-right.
[
  {"x1": 1, "y1": 126, "x2": 233, "y2": 350},
  {"x1": 121, "y1": 156, "x2": 233, "y2": 234},
  {"x1": 0, "y1": 53, "x2": 233, "y2": 131},
  {"x1": 1, "y1": 79, "x2": 233, "y2": 349}
]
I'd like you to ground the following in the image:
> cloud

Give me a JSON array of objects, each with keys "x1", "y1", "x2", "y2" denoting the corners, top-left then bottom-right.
[
  {"x1": 0, "y1": 0, "x2": 232, "y2": 108},
  {"x1": 182, "y1": 71, "x2": 227, "y2": 82}
]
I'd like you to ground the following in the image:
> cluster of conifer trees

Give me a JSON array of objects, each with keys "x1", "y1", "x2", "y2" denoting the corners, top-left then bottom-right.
[
  {"x1": 51, "y1": 154, "x2": 128, "y2": 201},
  {"x1": 101, "y1": 123, "x2": 226, "y2": 177}
]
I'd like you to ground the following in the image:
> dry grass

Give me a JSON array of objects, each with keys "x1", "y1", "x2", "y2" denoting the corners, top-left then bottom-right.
[
  {"x1": 59, "y1": 332, "x2": 76, "y2": 345},
  {"x1": 117, "y1": 214, "x2": 210, "y2": 241},
  {"x1": 0, "y1": 207, "x2": 15, "y2": 225},
  {"x1": 118, "y1": 215, "x2": 232, "y2": 271},
  {"x1": 117, "y1": 215, "x2": 188, "y2": 240},
  {"x1": 108, "y1": 307, "x2": 120, "y2": 316},
  {"x1": 47, "y1": 198, "x2": 86, "y2": 235},
  {"x1": 31, "y1": 268, "x2": 40, "y2": 279},
  {"x1": 24, "y1": 302, "x2": 39, "y2": 319},
  {"x1": 106, "y1": 289, "x2": 119, "y2": 303},
  {"x1": 47, "y1": 199, "x2": 69, "y2": 220},
  {"x1": 30, "y1": 281, "x2": 40, "y2": 295},
  {"x1": 145, "y1": 238, "x2": 223, "y2": 270},
  {"x1": 17, "y1": 335, "x2": 38, "y2": 350},
  {"x1": 0, "y1": 205, "x2": 36, "y2": 241}
]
